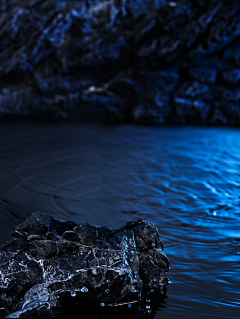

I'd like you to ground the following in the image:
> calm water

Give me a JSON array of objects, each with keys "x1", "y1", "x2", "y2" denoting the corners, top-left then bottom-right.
[{"x1": 0, "y1": 122, "x2": 240, "y2": 318}]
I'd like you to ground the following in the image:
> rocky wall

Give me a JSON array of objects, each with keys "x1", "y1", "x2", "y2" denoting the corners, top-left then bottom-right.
[{"x1": 0, "y1": 0, "x2": 240, "y2": 125}]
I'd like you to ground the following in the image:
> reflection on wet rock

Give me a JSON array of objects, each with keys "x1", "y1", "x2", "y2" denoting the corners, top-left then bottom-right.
[{"x1": 0, "y1": 212, "x2": 169, "y2": 318}]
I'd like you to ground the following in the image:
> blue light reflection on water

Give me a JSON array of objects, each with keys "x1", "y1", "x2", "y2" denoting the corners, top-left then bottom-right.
[{"x1": 0, "y1": 123, "x2": 240, "y2": 318}]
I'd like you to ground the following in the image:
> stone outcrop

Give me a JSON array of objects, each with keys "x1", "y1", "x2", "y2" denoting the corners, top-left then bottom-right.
[
  {"x1": 0, "y1": 212, "x2": 169, "y2": 318},
  {"x1": 1, "y1": 0, "x2": 239, "y2": 125}
]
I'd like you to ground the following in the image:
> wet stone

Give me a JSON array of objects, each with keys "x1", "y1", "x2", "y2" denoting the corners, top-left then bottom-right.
[{"x1": 0, "y1": 212, "x2": 169, "y2": 318}]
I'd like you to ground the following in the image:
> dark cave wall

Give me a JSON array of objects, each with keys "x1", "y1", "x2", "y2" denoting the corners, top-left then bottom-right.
[{"x1": 1, "y1": 0, "x2": 240, "y2": 124}]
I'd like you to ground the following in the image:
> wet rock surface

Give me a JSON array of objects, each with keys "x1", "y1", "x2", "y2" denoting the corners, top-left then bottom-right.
[
  {"x1": 0, "y1": 212, "x2": 169, "y2": 318},
  {"x1": 2, "y1": 0, "x2": 240, "y2": 125}
]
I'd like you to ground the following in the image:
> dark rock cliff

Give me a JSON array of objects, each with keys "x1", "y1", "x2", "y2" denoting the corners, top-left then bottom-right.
[{"x1": 1, "y1": 0, "x2": 240, "y2": 125}]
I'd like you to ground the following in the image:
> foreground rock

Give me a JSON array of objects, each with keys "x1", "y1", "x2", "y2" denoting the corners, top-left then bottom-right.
[
  {"x1": 1, "y1": 0, "x2": 240, "y2": 125},
  {"x1": 0, "y1": 212, "x2": 169, "y2": 318}
]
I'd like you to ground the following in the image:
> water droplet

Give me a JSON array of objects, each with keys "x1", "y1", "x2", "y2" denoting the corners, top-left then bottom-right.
[
  {"x1": 146, "y1": 305, "x2": 151, "y2": 309},
  {"x1": 81, "y1": 286, "x2": 88, "y2": 293},
  {"x1": 92, "y1": 269, "x2": 98, "y2": 275},
  {"x1": 106, "y1": 279, "x2": 110, "y2": 283},
  {"x1": 105, "y1": 289, "x2": 109, "y2": 293},
  {"x1": 146, "y1": 300, "x2": 151, "y2": 302},
  {"x1": 100, "y1": 303, "x2": 105, "y2": 307},
  {"x1": 151, "y1": 289, "x2": 154, "y2": 292},
  {"x1": 71, "y1": 291, "x2": 76, "y2": 297},
  {"x1": 128, "y1": 304, "x2": 132, "y2": 308},
  {"x1": 148, "y1": 310, "x2": 151, "y2": 313}
]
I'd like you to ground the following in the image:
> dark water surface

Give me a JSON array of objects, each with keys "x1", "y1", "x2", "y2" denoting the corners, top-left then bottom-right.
[{"x1": 0, "y1": 122, "x2": 240, "y2": 318}]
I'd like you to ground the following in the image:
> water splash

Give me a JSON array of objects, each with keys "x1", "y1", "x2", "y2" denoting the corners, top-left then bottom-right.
[{"x1": 80, "y1": 286, "x2": 88, "y2": 293}]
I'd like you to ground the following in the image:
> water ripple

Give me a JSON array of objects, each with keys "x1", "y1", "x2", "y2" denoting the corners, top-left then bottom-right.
[{"x1": 0, "y1": 123, "x2": 240, "y2": 318}]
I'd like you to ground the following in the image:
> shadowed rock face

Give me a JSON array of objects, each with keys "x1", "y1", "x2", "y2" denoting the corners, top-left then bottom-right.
[
  {"x1": 1, "y1": 0, "x2": 239, "y2": 125},
  {"x1": 0, "y1": 212, "x2": 169, "y2": 318}
]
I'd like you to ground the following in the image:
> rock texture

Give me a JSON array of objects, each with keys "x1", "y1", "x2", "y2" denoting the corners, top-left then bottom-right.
[
  {"x1": 0, "y1": 212, "x2": 169, "y2": 318},
  {"x1": 1, "y1": 0, "x2": 240, "y2": 125}
]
